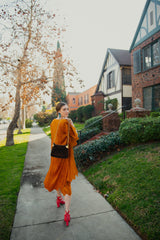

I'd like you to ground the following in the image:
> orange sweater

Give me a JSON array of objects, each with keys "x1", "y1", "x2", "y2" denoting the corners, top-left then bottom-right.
[{"x1": 44, "y1": 119, "x2": 79, "y2": 192}]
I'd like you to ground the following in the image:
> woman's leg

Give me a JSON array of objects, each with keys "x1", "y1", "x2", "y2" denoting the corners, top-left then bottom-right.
[
  {"x1": 64, "y1": 194, "x2": 71, "y2": 212},
  {"x1": 56, "y1": 189, "x2": 61, "y2": 197}
]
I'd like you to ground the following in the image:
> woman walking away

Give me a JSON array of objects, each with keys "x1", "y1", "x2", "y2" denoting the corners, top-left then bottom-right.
[{"x1": 44, "y1": 102, "x2": 79, "y2": 226}]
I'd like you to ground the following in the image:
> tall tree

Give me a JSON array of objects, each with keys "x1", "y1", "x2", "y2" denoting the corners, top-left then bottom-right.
[{"x1": 0, "y1": 0, "x2": 59, "y2": 145}]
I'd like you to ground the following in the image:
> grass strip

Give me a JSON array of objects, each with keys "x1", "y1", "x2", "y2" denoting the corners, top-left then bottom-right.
[
  {"x1": 83, "y1": 142, "x2": 160, "y2": 240},
  {"x1": 0, "y1": 129, "x2": 30, "y2": 240}
]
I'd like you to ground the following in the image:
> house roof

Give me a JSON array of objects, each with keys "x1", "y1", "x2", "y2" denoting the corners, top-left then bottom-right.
[
  {"x1": 95, "y1": 48, "x2": 131, "y2": 93},
  {"x1": 130, "y1": 0, "x2": 150, "y2": 51},
  {"x1": 129, "y1": 0, "x2": 160, "y2": 51},
  {"x1": 109, "y1": 48, "x2": 131, "y2": 66}
]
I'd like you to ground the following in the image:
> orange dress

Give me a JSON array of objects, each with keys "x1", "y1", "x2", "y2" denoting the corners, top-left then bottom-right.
[{"x1": 44, "y1": 119, "x2": 79, "y2": 195}]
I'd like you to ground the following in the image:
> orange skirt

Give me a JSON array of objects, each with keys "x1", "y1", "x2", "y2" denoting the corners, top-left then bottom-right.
[{"x1": 44, "y1": 149, "x2": 78, "y2": 196}]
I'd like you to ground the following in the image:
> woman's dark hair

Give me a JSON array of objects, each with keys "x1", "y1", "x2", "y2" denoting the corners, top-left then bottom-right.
[{"x1": 56, "y1": 102, "x2": 67, "y2": 112}]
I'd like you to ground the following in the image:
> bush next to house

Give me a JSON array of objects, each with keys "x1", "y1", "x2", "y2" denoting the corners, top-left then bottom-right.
[
  {"x1": 69, "y1": 110, "x2": 77, "y2": 122},
  {"x1": 74, "y1": 132, "x2": 121, "y2": 169},
  {"x1": 83, "y1": 105, "x2": 94, "y2": 121},
  {"x1": 119, "y1": 117, "x2": 160, "y2": 144},
  {"x1": 77, "y1": 127, "x2": 101, "y2": 144},
  {"x1": 105, "y1": 98, "x2": 118, "y2": 110},
  {"x1": 25, "y1": 119, "x2": 33, "y2": 128},
  {"x1": 34, "y1": 112, "x2": 56, "y2": 127},
  {"x1": 76, "y1": 106, "x2": 85, "y2": 122},
  {"x1": 84, "y1": 115, "x2": 103, "y2": 130},
  {"x1": 150, "y1": 111, "x2": 160, "y2": 118}
]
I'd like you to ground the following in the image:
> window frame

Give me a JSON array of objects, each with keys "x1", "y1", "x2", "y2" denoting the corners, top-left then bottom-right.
[
  {"x1": 107, "y1": 70, "x2": 115, "y2": 89},
  {"x1": 142, "y1": 38, "x2": 160, "y2": 71}
]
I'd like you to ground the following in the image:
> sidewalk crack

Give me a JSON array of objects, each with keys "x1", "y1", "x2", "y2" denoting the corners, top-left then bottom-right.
[{"x1": 13, "y1": 210, "x2": 115, "y2": 229}]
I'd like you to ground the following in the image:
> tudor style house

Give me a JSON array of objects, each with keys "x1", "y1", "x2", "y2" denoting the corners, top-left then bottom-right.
[
  {"x1": 130, "y1": 0, "x2": 160, "y2": 110},
  {"x1": 94, "y1": 48, "x2": 132, "y2": 113}
]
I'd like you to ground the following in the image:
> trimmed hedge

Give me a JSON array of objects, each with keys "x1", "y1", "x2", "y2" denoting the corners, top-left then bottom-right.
[
  {"x1": 74, "y1": 132, "x2": 121, "y2": 168},
  {"x1": 150, "y1": 112, "x2": 160, "y2": 118},
  {"x1": 69, "y1": 110, "x2": 77, "y2": 122},
  {"x1": 77, "y1": 106, "x2": 85, "y2": 122},
  {"x1": 78, "y1": 127, "x2": 101, "y2": 144},
  {"x1": 34, "y1": 112, "x2": 56, "y2": 127},
  {"x1": 25, "y1": 119, "x2": 33, "y2": 128},
  {"x1": 84, "y1": 115, "x2": 103, "y2": 130},
  {"x1": 119, "y1": 117, "x2": 160, "y2": 144},
  {"x1": 83, "y1": 105, "x2": 94, "y2": 121}
]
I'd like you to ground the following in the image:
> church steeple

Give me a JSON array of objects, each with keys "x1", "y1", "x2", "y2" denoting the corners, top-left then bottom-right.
[
  {"x1": 57, "y1": 40, "x2": 61, "y2": 50},
  {"x1": 51, "y1": 41, "x2": 66, "y2": 106}
]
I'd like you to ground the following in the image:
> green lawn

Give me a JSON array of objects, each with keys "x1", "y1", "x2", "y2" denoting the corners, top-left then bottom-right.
[
  {"x1": 0, "y1": 129, "x2": 30, "y2": 240},
  {"x1": 83, "y1": 142, "x2": 160, "y2": 240},
  {"x1": 43, "y1": 122, "x2": 85, "y2": 137}
]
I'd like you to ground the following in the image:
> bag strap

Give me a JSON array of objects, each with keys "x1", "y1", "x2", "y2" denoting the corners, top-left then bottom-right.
[{"x1": 53, "y1": 119, "x2": 70, "y2": 146}]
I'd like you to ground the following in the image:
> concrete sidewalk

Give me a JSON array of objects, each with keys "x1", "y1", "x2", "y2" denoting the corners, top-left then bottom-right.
[{"x1": 10, "y1": 126, "x2": 142, "y2": 240}]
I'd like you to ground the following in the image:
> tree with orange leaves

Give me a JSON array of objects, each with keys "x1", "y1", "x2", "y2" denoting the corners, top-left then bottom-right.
[{"x1": 0, "y1": 0, "x2": 61, "y2": 146}]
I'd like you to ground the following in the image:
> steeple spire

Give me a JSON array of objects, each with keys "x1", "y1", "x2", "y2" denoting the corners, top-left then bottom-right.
[{"x1": 57, "y1": 40, "x2": 60, "y2": 50}]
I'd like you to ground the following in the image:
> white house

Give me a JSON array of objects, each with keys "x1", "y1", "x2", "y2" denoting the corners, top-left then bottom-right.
[{"x1": 95, "y1": 48, "x2": 132, "y2": 112}]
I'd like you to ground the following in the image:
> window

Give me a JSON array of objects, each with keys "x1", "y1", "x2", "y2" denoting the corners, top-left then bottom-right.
[
  {"x1": 153, "y1": 41, "x2": 160, "y2": 66},
  {"x1": 122, "y1": 68, "x2": 131, "y2": 85},
  {"x1": 72, "y1": 98, "x2": 75, "y2": 104},
  {"x1": 143, "y1": 45, "x2": 151, "y2": 70},
  {"x1": 81, "y1": 96, "x2": 83, "y2": 105},
  {"x1": 87, "y1": 94, "x2": 89, "y2": 103},
  {"x1": 143, "y1": 84, "x2": 160, "y2": 110},
  {"x1": 107, "y1": 71, "x2": 115, "y2": 89},
  {"x1": 150, "y1": 11, "x2": 153, "y2": 26},
  {"x1": 142, "y1": 39, "x2": 160, "y2": 70},
  {"x1": 133, "y1": 49, "x2": 141, "y2": 74}
]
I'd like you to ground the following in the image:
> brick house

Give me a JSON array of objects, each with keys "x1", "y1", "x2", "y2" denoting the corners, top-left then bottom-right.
[
  {"x1": 130, "y1": 0, "x2": 160, "y2": 110},
  {"x1": 93, "y1": 48, "x2": 132, "y2": 114},
  {"x1": 66, "y1": 85, "x2": 97, "y2": 112}
]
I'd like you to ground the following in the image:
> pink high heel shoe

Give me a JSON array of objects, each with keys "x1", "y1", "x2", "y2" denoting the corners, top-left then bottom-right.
[
  {"x1": 64, "y1": 210, "x2": 70, "y2": 226},
  {"x1": 56, "y1": 196, "x2": 65, "y2": 208}
]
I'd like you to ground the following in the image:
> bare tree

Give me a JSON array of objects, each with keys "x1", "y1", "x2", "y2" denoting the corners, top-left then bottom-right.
[{"x1": 0, "y1": 0, "x2": 60, "y2": 145}]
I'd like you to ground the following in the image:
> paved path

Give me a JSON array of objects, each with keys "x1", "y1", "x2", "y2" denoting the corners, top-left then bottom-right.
[
  {"x1": 0, "y1": 123, "x2": 8, "y2": 141},
  {"x1": 10, "y1": 126, "x2": 142, "y2": 240}
]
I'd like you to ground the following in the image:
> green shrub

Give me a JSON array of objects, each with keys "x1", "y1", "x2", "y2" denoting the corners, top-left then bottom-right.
[
  {"x1": 78, "y1": 127, "x2": 101, "y2": 144},
  {"x1": 105, "y1": 98, "x2": 118, "y2": 110},
  {"x1": 84, "y1": 115, "x2": 103, "y2": 130},
  {"x1": 83, "y1": 105, "x2": 94, "y2": 121},
  {"x1": 74, "y1": 132, "x2": 121, "y2": 168},
  {"x1": 25, "y1": 119, "x2": 33, "y2": 128},
  {"x1": 77, "y1": 106, "x2": 85, "y2": 122},
  {"x1": 69, "y1": 110, "x2": 77, "y2": 122},
  {"x1": 34, "y1": 112, "x2": 56, "y2": 127},
  {"x1": 150, "y1": 112, "x2": 160, "y2": 118},
  {"x1": 119, "y1": 117, "x2": 160, "y2": 144}
]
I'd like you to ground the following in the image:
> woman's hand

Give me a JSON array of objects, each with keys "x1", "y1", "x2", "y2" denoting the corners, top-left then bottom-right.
[{"x1": 67, "y1": 118, "x2": 74, "y2": 126}]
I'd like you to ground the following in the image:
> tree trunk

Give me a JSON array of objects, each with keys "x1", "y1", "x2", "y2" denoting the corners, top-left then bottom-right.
[{"x1": 6, "y1": 82, "x2": 21, "y2": 146}]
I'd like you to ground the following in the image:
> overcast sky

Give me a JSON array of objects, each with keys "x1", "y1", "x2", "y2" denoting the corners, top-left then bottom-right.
[{"x1": 45, "y1": 0, "x2": 147, "y2": 92}]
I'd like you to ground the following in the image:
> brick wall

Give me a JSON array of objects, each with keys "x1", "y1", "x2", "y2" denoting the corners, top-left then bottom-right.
[
  {"x1": 131, "y1": 31, "x2": 160, "y2": 108},
  {"x1": 66, "y1": 85, "x2": 97, "y2": 112},
  {"x1": 91, "y1": 92, "x2": 104, "y2": 116}
]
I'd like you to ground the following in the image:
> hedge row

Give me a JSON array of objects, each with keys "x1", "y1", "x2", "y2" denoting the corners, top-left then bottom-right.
[
  {"x1": 69, "y1": 104, "x2": 94, "y2": 122},
  {"x1": 74, "y1": 132, "x2": 121, "y2": 169},
  {"x1": 78, "y1": 127, "x2": 101, "y2": 144},
  {"x1": 25, "y1": 119, "x2": 33, "y2": 128},
  {"x1": 74, "y1": 117, "x2": 160, "y2": 169},
  {"x1": 84, "y1": 115, "x2": 103, "y2": 130},
  {"x1": 119, "y1": 117, "x2": 160, "y2": 144},
  {"x1": 34, "y1": 112, "x2": 56, "y2": 127}
]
